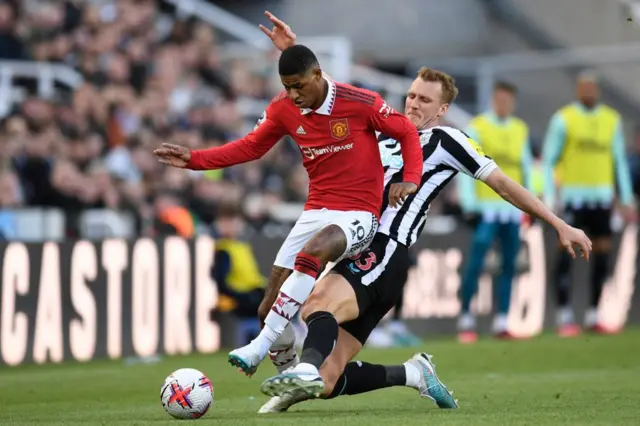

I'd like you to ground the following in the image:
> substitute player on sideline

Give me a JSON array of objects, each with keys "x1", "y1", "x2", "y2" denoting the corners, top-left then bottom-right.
[
  {"x1": 154, "y1": 44, "x2": 423, "y2": 376},
  {"x1": 254, "y1": 14, "x2": 592, "y2": 413},
  {"x1": 543, "y1": 72, "x2": 635, "y2": 337}
]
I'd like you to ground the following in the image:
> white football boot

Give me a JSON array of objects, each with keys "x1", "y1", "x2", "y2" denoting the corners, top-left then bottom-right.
[{"x1": 260, "y1": 362, "x2": 325, "y2": 398}]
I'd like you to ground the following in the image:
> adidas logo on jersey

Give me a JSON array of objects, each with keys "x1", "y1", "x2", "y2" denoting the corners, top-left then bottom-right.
[{"x1": 296, "y1": 126, "x2": 306, "y2": 135}]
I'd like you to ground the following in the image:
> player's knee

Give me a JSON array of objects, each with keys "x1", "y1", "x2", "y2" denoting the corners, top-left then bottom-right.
[
  {"x1": 300, "y1": 292, "x2": 326, "y2": 321},
  {"x1": 301, "y1": 283, "x2": 342, "y2": 321},
  {"x1": 300, "y1": 225, "x2": 347, "y2": 263}
]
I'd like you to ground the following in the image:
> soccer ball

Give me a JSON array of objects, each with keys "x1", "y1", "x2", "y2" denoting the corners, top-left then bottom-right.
[{"x1": 160, "y1": 368, "x2": 214, "y2": 419}]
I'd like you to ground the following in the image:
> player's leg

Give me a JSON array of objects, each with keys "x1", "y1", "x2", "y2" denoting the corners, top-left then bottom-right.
[
  {"x1": 554, "y1": 206, "x2": 580, "y2": 336},
  {"x1": 229, "y1": 210, "x2": 325, "y2": 374},
  {"x1": 458, "y1": 220, "x2": 498, "y2": 342},
  {"x1": 270, "y1": 319, "x2": 456, "y2": 408},
  {"x1": 257, "y1": 266, "x2": 302, "y2": 373},
  {"x1": 230, "y1": 211, "x2": 377, "y2": 375},
  {"x1": 259, "y1": 234, "x2": 456, "y2": 408},
  {"x1": 259, "y1": 238, "x2": 456, "y2": 411},
  {"x1": 259, "y1": 271, "x2": 361, "y2": 397},
  {"x1": 493, "y1": 221, "x2": 520, "y2": 338},
  {"x1": 258, "y1": 326, "x2": 361, "y2": 413},
  {"x1": 584, "y1": 206, "x2": 617, "y2": 334},
  {"x1": 260, "y1": 235, "x2": 390, "y2": 396},
  {"x1": 259, "y1": 327, "x2": 457, "y2": 413}
]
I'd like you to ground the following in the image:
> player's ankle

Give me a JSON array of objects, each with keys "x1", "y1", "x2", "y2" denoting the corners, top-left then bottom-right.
[
  {"x1": 403, "y1": 362, "x2": 422, "y2": 389},
  {"x1": 294, "y1": 362, "x2": 320, "y2": 376},
  {"x1": 251, "y1": 326, "x2": 280, "y2": 358}
]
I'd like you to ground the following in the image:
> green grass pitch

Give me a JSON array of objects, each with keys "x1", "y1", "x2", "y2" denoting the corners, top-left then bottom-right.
[{"x1": 1, "y1": 330, "x2": 640, "y2": 425}]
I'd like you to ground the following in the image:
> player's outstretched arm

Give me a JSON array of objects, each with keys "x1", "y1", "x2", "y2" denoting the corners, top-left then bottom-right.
[
  {"x1": 435, "y1": 127, "x2": 590, "y2": 260},
  {"x1": 485, "y1": 168, "x2": 592, "y2": 260},
  {"x1": 155, "y1": 108, "x2": 286, "y2": 171}
]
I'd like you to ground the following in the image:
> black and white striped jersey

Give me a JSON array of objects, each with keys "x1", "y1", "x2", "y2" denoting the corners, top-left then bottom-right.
[{"x1": 377, "y1": 125, "x2": 497, "y2": 247}]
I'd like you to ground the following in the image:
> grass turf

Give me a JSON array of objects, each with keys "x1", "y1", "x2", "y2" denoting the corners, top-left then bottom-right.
[{"x1": 1, "y1": 330, "x2": 640, "y2": 425}]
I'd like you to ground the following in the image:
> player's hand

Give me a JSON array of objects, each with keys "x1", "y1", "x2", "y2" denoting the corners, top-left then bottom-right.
[
  {"x1": 259, "y1": 11, "x2": 296, "y2": 51},
  {"x1": 388, "y1": 182, "x2": 418, "y2": 208},
  {"x1": 556, "y1": 222, "x2": 592, "y2": 261},
  {"x1": 153, "y1": 143, "x2": 191, "y2": 168}
]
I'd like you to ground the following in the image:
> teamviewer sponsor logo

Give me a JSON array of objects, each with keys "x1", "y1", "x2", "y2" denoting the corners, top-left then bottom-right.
[
  {"x1": 301, "y1": 142, "x2": 354, "y2": 160},
  {"x1": 270, "y1": 292, "x2": 302, "y2": 320}
]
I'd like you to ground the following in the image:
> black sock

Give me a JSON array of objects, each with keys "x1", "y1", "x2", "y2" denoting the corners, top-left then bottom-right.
[
  {"x1": 325, "y1": 362, "x2": 406, "y2": 399},
  {"x1": 590, "y1": 253, "x2": 609, "y2": 307},
  {"x1": 300, "y1": 311, "x2": 338, "y2": 369},
  {"x1": 554, "y1": 251, "x2": 572, "y2": 307}
]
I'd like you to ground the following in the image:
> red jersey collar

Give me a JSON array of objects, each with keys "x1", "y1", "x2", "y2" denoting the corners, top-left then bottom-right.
[{"x1": 300, "y1": 78, "x2": 336, "y2": 116}]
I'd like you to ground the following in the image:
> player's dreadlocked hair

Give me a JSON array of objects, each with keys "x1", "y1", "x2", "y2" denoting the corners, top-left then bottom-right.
[{"x1": 278, "y1": 45, "x2": 320, "y2": 76}]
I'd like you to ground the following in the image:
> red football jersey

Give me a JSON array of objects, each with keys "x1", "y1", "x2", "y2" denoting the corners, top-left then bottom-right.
[{"x1": 187, "y1": 79, "x2": 422, "y2": 218}]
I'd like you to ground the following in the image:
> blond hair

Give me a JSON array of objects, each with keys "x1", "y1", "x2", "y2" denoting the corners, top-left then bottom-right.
[{"x1": 416, "y1": 67, "x2": 459, "y2": 104}]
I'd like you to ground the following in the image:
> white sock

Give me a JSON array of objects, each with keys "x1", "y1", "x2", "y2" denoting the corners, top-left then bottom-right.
[
  {"x1": 404, "y1": 362, "x2": 422, "y2": 389},
  {"x1": 584, "y1": 308, "x2": 598, "y2": 327},
  {"x1": 492, "y1": 314, "x2": 508, "y2": 333},
  {"x1": 271, "y1": 322, "x2": 296, "y2": 351},
  {"x1": 251, "y1": 270, "x2": 316, "y2": 358},
  {"x1": 458, "y1": 313, "x2": 476, "y2": 331},
  {"x1": 557, "y1": 307, "x2": 575, "y2": 326},
  {"x1": 294, "y1": 362, "x2": 319, "y2": 376},
  {"x1": 291, "y1": 315, "x2": 308, "y2": 352}
]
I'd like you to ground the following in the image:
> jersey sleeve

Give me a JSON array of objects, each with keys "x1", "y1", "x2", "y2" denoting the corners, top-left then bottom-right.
[
  {"x1": 368, "y1": 96, "x2": 422, "y2": 185},
  {"x1": 438, "y1": 128, "x2": 497, "y2": 181},
  {"x1": 612, "y1": 118, "x2": 634, "y2": 206},
  {"x1": 186, "y1": 103, "x2": 286, "y2": 170}
]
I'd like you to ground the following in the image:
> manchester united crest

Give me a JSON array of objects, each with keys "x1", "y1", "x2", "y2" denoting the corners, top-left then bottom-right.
[{"x1": 330, "y1": 118, "x2": 350, "y2": 140}]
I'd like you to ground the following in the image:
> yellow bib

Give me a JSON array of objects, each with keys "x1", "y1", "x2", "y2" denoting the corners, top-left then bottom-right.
[
  {"x1": 470, "y1": 114, "x2": 529, "y2": 200},
  {"x1": 555, "y1": 104, "x2": 619, "y2": 187},
  {"x1": 531, "y1": 162, "x2": 544, "y2": 196},
  {"x1": 216, "y1": 239, "x2": 265, "y2": 292}
]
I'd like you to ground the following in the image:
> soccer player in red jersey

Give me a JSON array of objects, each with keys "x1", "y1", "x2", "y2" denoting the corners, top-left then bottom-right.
[{"x1": 154, "y1": 44, "x2": 423, "y2": 376}]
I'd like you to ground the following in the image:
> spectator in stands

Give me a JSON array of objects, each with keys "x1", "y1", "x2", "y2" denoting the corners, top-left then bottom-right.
[
  {"x1": 0, "y1": 2, "x2": 26, "y2": 60},
  {"x1": 0, "y1": 0, "x2": 329, "y2": 240},
  {"x1": 0, "y1": 169, "x2": 21, "y2": 239},
  {"x1": 212, "y1": 204, "x2": 265, "y2": 345}
]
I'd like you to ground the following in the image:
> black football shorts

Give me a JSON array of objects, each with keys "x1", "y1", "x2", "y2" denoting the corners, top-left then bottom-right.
[{"x1": 331, "y1": 233, "x2": 411, "y2": 345}]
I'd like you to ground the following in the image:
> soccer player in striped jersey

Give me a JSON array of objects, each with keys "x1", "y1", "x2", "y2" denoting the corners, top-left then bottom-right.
[{"x1": 255, "y1": 12, "x2": 593, "y2": 413}]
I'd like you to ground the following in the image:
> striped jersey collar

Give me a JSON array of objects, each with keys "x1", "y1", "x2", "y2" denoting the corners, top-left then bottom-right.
[{"x1": 300, "y1": 78, "x2": 336, "y2": 116}]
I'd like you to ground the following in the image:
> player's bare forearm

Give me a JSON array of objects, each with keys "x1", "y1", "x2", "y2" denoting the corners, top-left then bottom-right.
[{"x1": 485, "y1": 168, "x2": 564, "y2": 230}]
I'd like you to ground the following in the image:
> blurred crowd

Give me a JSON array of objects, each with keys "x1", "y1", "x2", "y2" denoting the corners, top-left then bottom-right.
[
  {"x1": 0, "y1": 0, "x2": 310, "y2": 238},
  {"x1": 1, "y1": 0, "x2": 639, "y2": 240}
]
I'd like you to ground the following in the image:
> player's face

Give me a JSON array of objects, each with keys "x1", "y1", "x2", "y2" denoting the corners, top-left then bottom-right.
[
  {"x1": 576, "y1": 79, "x2": 599, "y2": 108},
  {"x1": 405, "y1": 78, "x2": 449, "y2": 130},
  {"x1": 280, "y1": 68, "x2": 324, "y2": 109},
  {"x1": 492, "y1": 89, "x2": 516, "y2": 118}
]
